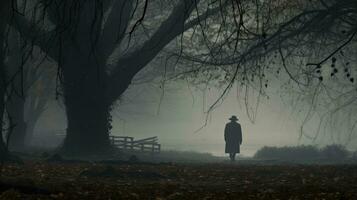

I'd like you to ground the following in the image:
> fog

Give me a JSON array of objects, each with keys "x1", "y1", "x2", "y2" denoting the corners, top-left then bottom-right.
[{"x1": 35, "y1": 80, "x2": 315, "y2": 157}]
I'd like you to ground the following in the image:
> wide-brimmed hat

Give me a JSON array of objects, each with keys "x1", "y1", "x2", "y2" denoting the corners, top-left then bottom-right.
[{"x1": 229, "y1": 115, "x2": 238, "y2": 121}]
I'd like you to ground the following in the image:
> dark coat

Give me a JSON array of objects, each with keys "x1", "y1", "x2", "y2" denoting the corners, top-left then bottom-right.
[{"x1": 224, "y1": 121, "x2": 242, "y2": 153}]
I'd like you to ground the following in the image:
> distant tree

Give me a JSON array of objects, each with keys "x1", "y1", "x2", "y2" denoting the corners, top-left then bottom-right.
[
  {"x1": 3, "y1": 30, "x2": 26, "y2": 151},
  {"x1": 0, "y1": 1, "x2": 11, "y2": 160},
  {"x1": 0, "y1": 0, "x2": 44, "y2": 160},
  {"x1": 5, "y1": 31, "x2": 54, "y2": 150},
  {"x1": 24, "y1": 67, "x2": 54, "y2": 145},
  {"x1": 0, "y1": 0, "x2": 15, "y2": 160}
]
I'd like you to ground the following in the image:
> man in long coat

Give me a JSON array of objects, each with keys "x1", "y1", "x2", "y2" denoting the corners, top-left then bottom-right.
[{"x1": 224, "y1": 115, "x2": 242, "y2": 161}]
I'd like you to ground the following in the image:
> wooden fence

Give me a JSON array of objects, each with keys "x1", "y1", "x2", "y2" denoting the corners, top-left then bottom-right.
[
  {"x1": 109, "y1": 135, "x2": 161, "y2": 153},
  {"x1": 32, "y1": 132, "x2": 160, "y2": 153}
]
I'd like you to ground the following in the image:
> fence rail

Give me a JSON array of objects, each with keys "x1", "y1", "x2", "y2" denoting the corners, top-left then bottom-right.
[
  {"x1": 32, "y1": 132, "x2": 160, "y2": 153},
  {"x1": 109, "y1": 135, "x2": 161, "y2": 153}
]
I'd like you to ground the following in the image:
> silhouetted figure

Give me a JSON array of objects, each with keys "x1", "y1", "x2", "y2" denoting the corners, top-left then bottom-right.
[{"x1": 224, "y1": 115, "x2": 242, "y2": 161}]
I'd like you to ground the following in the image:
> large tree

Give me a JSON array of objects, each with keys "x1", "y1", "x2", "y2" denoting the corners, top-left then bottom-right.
[{"x1": 14, "y1": 0, "x2": 229, "y2": 155}]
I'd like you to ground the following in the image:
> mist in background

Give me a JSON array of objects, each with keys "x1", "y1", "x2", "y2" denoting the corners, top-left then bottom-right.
[{"x1": 34, "y1": 78, "x2": 315, "y2": 157}]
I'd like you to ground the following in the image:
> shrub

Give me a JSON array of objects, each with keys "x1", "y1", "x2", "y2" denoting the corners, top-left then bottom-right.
[
  {"x1": 351, "y1": 151, "x2": 357, "y2": 160},
  {"x1": 254, "y1": 145, "x2": 320, "y2": 160},
  {"x1": 320, "y1": 144, "x2": 349, "y2": 160},
  {"x1": 254, "y1": 144, "x2": 350, "y2": 161}
]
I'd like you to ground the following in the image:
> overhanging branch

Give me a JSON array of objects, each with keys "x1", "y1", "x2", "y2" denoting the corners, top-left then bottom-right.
[
  {"x1": 107, "y1": 0, "x2": 199, "y2": 102},
  {"x1": 107, "y1": 0, "x2": 229, "y2": 102}
]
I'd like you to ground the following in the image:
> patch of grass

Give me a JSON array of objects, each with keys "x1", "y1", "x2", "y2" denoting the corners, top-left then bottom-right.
[{"x1": 254, "y1": 144, "x2": 351, "y2": 162}]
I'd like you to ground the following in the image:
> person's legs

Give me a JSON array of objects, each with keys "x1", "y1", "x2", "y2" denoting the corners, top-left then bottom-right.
[
  {"x1": 229, "y1": 153, "x2": 234, "y2": 161},
  {"x1": 231, "y1": 153, "x2": 236, "y2": 161}
]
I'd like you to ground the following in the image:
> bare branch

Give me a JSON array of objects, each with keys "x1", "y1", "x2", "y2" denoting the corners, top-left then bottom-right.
[
  {"x1": 107, "y1": 0, "x2": 201, "y2": 102},
  {"x1": 99, "y1": 0, "x2": 133, "y2": 60}
]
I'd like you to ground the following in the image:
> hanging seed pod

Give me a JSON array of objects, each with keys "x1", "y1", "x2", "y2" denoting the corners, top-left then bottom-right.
[
  {"x1": 350, "y1": 78, "x2": 354, "y2": 83},
  {"x1": 333, "y1": 68, "x2": 338, "y2": 73},
  {"x1": 319, "y1": 76, "x2": 323, "y2": 81},
  {"x1": 332, "y1": 57, "x2": 337, "y2": 63}
]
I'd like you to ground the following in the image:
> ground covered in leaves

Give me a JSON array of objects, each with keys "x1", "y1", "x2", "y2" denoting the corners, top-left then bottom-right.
[{"x1": 0, "y1": 160, "x2": 356, "y2": 199}]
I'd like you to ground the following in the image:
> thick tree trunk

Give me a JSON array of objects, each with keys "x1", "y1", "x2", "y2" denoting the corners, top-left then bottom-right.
[
  {"x1": 53, "y1": 1, "x2": 115, "y2": 155},
  {"x1": 7, "y1": 96, "x2": 26, "y2": 151},
  {"x1": 62, "y1": 93, "x2": 112, "y2": 155},
  {"x1": 60, "y1": 56, "x2": 112, "y2": 155}
]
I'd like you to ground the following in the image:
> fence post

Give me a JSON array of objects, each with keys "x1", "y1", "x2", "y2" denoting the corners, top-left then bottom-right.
[
  {"x1": 130, "y1": 138, "x2": 133, "y2": 150},
  {"x1": 124, "y1": 137, "x2": 128, "y2": 150}
]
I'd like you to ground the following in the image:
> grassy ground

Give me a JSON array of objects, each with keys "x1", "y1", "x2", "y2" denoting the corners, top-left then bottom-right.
[{"x1": 0, "y1": 157, "x2": 356, "y2": 200}]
